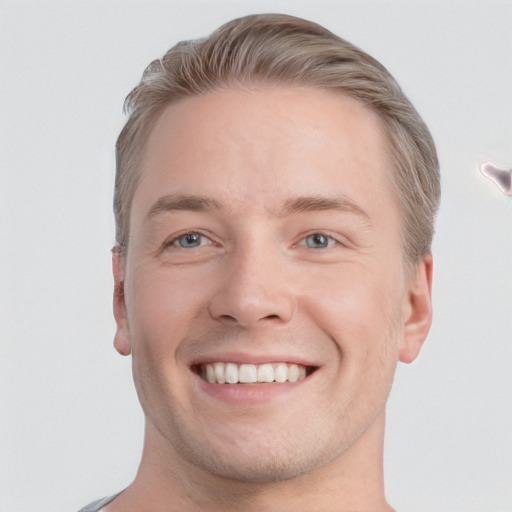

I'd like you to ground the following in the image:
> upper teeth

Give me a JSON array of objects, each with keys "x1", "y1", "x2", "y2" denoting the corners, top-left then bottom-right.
[{"x1": 201, "y1": 362, "x2": 307, "y2": 384}]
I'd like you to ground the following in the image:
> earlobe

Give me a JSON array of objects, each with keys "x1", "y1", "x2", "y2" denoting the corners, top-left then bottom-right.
[
  {"x1": 399, "y1": 253, "x2": 433, "y2": 364},
  {"x1": 112, "y1": 247, "x2": 131, "y2": 356}
]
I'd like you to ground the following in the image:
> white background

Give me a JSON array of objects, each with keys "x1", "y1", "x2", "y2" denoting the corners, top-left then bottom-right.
[{"x1": 1, "y1": 1, "x2": 511, "y2": 511}]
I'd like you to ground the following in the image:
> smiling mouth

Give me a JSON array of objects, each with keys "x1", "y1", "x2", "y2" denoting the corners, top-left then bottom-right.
[{"x1": 193, "y1": 362, "x2": 317, "y2": 384}]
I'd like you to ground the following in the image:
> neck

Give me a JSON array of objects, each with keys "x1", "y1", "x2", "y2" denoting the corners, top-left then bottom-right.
[{"x1": 107, "y1": 411, "x2": 394, "y2": 512}]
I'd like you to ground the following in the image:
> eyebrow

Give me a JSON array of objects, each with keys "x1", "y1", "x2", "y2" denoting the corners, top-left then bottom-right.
[
  {"x1": 145, "y1": 192, "x2": 371, "y2": 225},
  {"x1": 146, "y1": 194, "x2": 222, "y2": 219},
  {"x1": 283, "y1": 195, "x2": 371, "y2": 223}
]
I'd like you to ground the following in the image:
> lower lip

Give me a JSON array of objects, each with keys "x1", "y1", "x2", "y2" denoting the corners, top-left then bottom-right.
[{"x1": 194, "y1": 372, "x2": 314, "y2": 405}]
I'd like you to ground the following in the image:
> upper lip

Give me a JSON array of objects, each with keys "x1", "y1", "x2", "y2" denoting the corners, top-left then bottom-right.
[{"x1": 189, "y1": 352, "x2": 321, "y2": 367}]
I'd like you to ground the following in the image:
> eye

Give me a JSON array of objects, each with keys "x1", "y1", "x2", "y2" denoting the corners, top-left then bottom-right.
[
  {"x1": 173, "y1": 232, "x2": 209, "y2": 249},
  {"x1": 157, "y1": 229, "x2": 221, "y2": 263},
  {"x1": 304, "y1": 233, "x2": 337, "y2": 249}
]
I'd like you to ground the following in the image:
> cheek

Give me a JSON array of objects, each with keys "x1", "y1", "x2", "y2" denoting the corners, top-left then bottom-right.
[
  {"x1": 126, "y1": 268, "x2": 208, "y2": 356},
  {"x1": 125, "y1": 269, "x2": 208, "y2": 411},
  {"x1": 300, "y1": 262, "x2": 403, "y2": 370},
  {"x1": 302, "y1": 261, "x2": 400, "y2": 324},
  {"x1": 298, "y1": 264, "x2": 402, "y2": 433}
]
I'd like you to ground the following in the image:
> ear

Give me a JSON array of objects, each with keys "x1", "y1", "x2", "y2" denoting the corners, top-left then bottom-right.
[
  {"x1": 399, "y1": 253, "x2": 433, "y2": 364},
  {"x1": 112, "y1": 247, "x2": 131, "y2": 356}
]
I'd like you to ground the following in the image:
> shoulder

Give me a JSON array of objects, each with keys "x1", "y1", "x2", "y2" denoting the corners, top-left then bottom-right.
[{"x1": 76, "y1": 494, "x2": 119, "y2": 512}]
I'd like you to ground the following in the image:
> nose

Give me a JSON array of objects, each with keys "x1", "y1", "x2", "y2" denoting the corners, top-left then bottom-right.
[{"x1": 207, "y1": 244, "x2": 296, "y2": 328}]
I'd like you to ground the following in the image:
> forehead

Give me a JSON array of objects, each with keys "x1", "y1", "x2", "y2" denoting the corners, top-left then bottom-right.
[{"x1": 133, "y1": 86, "x2": 398, "y2": 223}]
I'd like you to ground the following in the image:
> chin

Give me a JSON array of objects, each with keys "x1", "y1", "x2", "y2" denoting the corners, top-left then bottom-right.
[
  {"x1": 170, "y1": 424, "x2": 348, "y2": 485},
  {"x1": 194, "y1": 451, "x2": 327, "y2": 484}
]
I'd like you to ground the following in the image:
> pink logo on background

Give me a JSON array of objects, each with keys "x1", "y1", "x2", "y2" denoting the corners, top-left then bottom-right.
[{"x1": 480, "y1": 162, "x2": 512, "y2": 196}]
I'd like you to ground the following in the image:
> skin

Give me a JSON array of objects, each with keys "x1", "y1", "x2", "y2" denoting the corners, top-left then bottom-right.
[{"x1": 109, "y1": 87, "x2": 433, "y2": 511}]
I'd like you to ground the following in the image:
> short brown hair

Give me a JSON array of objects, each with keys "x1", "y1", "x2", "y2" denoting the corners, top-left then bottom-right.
[{"x1": 115, "y1": 13, "x2": 440, "y2": 263}]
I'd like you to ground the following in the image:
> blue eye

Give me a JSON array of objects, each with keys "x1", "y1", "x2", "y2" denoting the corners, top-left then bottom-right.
[
  {"x1": 176, "y1": 232, "x2": 206, "y2": 248},
  {"x1": 304, "y1": 233, "x2": 334, "y2": 249}
]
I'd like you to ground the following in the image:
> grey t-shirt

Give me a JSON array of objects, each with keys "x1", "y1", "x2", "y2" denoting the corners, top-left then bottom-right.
[{"x1": 76, "y1": 494, "x2": 119, "y2": 512}]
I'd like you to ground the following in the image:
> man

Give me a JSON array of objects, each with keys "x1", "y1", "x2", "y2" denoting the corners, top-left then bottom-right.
[{"x1": 80, "y1": 13, "x2": 440, "y2": 512}]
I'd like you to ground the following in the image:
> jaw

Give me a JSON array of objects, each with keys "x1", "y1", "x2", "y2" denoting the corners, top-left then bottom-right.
[
  {"x1": 133, "y1": 405, "x2": 391, "y2": 512},
  {"x1": 129, "y1": 342, "x2": 394, "y2": 512}
]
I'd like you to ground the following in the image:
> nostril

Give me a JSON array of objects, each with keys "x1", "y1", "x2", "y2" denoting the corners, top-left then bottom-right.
[
  {"x1": 216, "y1": 313, "x2": 282, "y2": 324},
  {"x1": 219, "y1": 314, "x2": 237, "y2": 323},
  {"x1": 209, "y1": 292, "x2": 296, "y2": 327}
]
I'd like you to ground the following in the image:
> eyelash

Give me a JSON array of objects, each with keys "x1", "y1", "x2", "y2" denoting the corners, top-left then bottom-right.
[
  {"x1": 299, "y1": 232, "x2": 341, "y2": 250},
  {"x1": 164, "y1": 231, "x2": 214, "y2": 250},
  {"x1": 163, "y1": 230, "x2": 341, "y2": 251}
]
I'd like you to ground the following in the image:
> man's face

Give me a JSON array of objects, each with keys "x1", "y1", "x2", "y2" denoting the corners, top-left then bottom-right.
[{"x1": 114, "y1": 87, "x2": 431, "y2": 482}]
